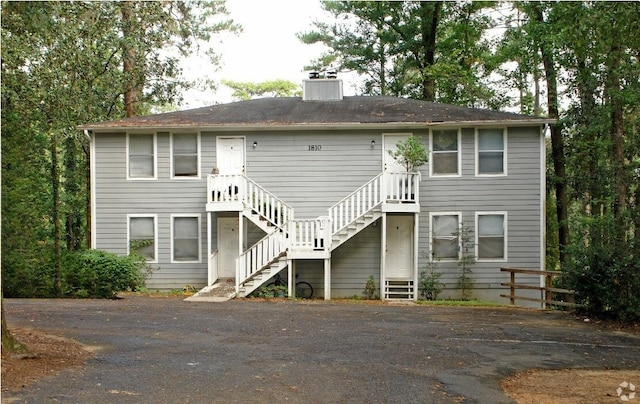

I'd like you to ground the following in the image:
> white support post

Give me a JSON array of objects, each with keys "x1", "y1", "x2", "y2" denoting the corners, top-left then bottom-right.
[
  {"x1": 207, "y1": 212, "x2": 212, "y2": 285},
  {"x1": 380, "y1": 213, "x2": 387, "y2": 300},
  {"x1": 288, "y1": 259, "x2": 294, "y2": 298},
  {"x1": 324, "y1": 258, "x2": 331, "y2": 300},
  {"x1": 413, "y1": 213, "x2": 419, "y2": 301}
]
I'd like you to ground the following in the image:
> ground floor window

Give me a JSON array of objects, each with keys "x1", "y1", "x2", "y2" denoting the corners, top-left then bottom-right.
[
  {"x1": 430, "y1": 213, "x2": 460, "y2": 260},
  {"x1": 128, "y1": 215, "x2": 157, "y2": 262},
  {"x1": 172, "y1": 215, "x2": 201, "y2": 262},
  {"x1": 476, "y1": 212, "x2": 506, "y2": 260}
]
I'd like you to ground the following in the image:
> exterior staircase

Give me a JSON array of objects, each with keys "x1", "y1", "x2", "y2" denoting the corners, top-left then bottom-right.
[{"x1": 205, "y1": 172, "x2": 420, "y2": 299}]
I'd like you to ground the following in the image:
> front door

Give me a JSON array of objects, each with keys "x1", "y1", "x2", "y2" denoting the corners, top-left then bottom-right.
[
  {"x1": 217, "y1": 217, "x2": 239, "y2": 279},
  {"x1": 383, "y1": 133, "x2": 411, "y2": 173},
  {"x1": 385, "y1": 215, "x2": 413, "y2": 278},
  {"x1": 216, "y1": 137, "x2": 245, "y2": 175}
]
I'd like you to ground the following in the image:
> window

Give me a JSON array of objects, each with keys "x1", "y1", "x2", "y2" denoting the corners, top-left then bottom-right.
[
  {"x1": 476, "y1": 128, "x2": 506, "y2": 175},
  {"x1": 431, "y1": 129, "x2": 460, "y2": 176},
  {"x1": 431, "y1": 213, "x2": 460, "y2": 260},
  {"x1": 476, "y1": 213, "x2": 506, "y2": 260},
  {"x1": 172, "y1": 133, "x2": 199, "y2": 178},
  {"x1": 128, "y1": 215, "x2": 156, "y2": 261},
  {"x1": 172, "y1": 215, "x2": 200, "y2": 262},
  {"x1": 128, "y1": 133, "x2": 156, "y2": 179}
]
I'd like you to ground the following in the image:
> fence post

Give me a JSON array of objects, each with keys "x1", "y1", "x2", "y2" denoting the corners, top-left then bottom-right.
[{"x1": 510, "y1": 270, "x2": 515, "y2": 305}]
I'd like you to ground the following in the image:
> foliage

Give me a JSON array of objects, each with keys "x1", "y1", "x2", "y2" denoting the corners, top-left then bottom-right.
[
  {"x1": 387, "y1": 136, "x2": 428, "y2": 172},
  {"x1": 299, "y1": 1, "x2": 505, "y2": 108},
  {"x1": 222, "y1": 79, "x2": 302, "y2": 101},
  {"x1": 419, "y1": 251, "x2": 442, "y2": 300},
  {"x1": 1, "y1": 1, "x2": 237, "y2": 298},
  {"x1": 61, "y1": 250, "x2": 151, "y2": 298},
  {"x1": 454, "y1": 223, "x2": 475, "y2": 300},
  {"x1": 564, "y1": 216, "x2": 640, "y2": 322},
  {"x1": 362, "y1": 275, "x2": 378, "y2": 300}
]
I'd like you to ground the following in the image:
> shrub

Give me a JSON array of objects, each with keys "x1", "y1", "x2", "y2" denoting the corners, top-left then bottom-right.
[
  {"x1": 62, "y1": 249, "x2": 150, "y2": 298},
  {"x1": 564, "y1": 216, "x2": 640, "y2": 322}
]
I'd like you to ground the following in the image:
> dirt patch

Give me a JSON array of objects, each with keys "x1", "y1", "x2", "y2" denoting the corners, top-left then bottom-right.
[
  {"x1": 1, "y1": 328, "x2": 94, "y2": 392},
  {"x1": 502, "y1": 369, "x2": 640, "y2": 403}
]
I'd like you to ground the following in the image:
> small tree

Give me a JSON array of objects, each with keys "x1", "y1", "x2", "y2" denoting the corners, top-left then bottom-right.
[
  {"x1": 363, "y1": 275, "x2": 378, "y2": 299},
  {"x1": 387, "y1": 136, "x2": 428, "y2": 172},
  {"x1": 455, "y1": 222, "x2": 476, "y2": 300},
  {"x1": 419, "y1": 251, "x2": 442, "y2": 300}
]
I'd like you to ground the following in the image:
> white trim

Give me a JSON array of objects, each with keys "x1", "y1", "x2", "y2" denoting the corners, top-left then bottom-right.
[
  {"x1": 429, "y1": 212, "x2": 462, "y2": 261},
  {"x1": 540, "y1": 126, "x2": 547, "y2": 285},
  {"x1": 126, "y1": 132, "x2": 157, "y2": 180},
  {"x1": 475, "y1": 211, "x2": 508, "y2": 262},
  {"x1": 170, "y1": 131, "x2": 201, "y2": 179},
  {"x1": 170, "y1": 213, "x2": 202, "y2": 264},
  {"x1": 475, "y1": 127, "x2": 507, "y2": 177},
  {"x1": 127, "y1": 214, "x2": 158, "y2": 263},
  {"x1": 429, "y1": 128, "x2": 462, "y2": 178},
  {"x1": 81, "y1": 120, "x2": 555, "y2": 133},
  {"x1": 90, "y1": 131, "x2": 97, "y2": 249}
]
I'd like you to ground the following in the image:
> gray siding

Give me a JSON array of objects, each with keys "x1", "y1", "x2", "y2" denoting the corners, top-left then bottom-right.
[{"x1": 93, "y1": 125, "x2": 543, "y2": 300}]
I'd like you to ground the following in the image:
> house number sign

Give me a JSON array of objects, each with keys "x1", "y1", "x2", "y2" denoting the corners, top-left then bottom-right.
[{"x1": 308, "y1": 145, "x2": 322, "y2": 151}]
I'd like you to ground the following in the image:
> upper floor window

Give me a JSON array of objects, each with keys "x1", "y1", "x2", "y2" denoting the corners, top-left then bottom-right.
[
  {"x1": 476, "y1": 128, "x2": 506, "y2": 176},
  {"x1": 172, "y1": 215, "x2": 201, "y2": 263},
  {"x1": 127, "y1": 133, "x2": 156, "y2": 179},
  {"x1": 171, "y1": 132, "x2": 199, "y2": 178},
  {"x1": 128, "y1": 214, "x2": 157, "y2": 262},
  {"x1": 431, "y1": 213, "x2": 460, "y2": 260},
  {"x1": 431, "y1": 129, "x2": 460, "y2": 176},
  {"x1": 476, "y1": 212, "x2": 507, "y2": 261}
]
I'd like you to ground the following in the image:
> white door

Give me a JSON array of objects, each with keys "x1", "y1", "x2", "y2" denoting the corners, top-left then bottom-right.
[
  {"x1": 385, "y1": 215, "x2": 413, "y2": 278},
  {"x1": 383, "y1": 134, "x2": 411, "y2": 173},
  {"x1": 217, "y1": 217, "x2": 238, "y2": 279},
  {"x1": 217, "y1": 137, "x2": 245, "y2": 175}
]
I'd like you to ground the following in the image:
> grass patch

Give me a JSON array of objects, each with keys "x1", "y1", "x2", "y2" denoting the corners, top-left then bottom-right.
[{"x1": 416, "y1": 299, "x2": 505, "y2": 307}]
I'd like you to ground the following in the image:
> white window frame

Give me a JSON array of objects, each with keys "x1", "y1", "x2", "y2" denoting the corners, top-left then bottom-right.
[
  {"x1": 475, "y1": 128, "x2": 507, "y2": 177},
  {"x1": 126, "y1": 132, "x2": 157, "y2": 180},
  {"x1": 429, "y1": 212, "x2": 462, "y2": 261},
  {"x1": 170, "y1": 214, "x2": 201, "y2": 263},
  {"x1": 475, "y1": 211, "x2": 508, "y2": 262},
  {"x1": 127, "y1": 214, "x2": 158, "y2": 263},
  {"x1": 170, "y1": 132, "x2": 201, "y2": 179},
  {"x1": 430, "y1": 128, "x2": 461, "y2": 177}
]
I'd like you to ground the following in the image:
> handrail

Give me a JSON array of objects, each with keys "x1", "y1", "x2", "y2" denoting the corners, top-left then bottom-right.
[
  {"x1": 289, "y1": 217, "x2": 332, "y2": 252},
  {"x1": 244, "y1": 176, "x2": 294, "y2": 228},
  {"x1": 208, "y1": 250, "x2": 218, "y2": 286},
  {"x1": 384, "y1": 171, "x2": 420, "y2": 202},
  {"x1": 208, "y1": 174, "x2": 294, "y2": 228},
  {"x1": 237, "y1": 229, "x2": 286, "y2": 287},
  {"x1": 328, "y1": 173, "x2": 384, "y2": 234}
]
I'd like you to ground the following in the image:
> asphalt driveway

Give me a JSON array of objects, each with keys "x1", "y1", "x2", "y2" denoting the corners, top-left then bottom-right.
[{"x1": 3, "y1": 297, "x2": 639, "y2": 403}]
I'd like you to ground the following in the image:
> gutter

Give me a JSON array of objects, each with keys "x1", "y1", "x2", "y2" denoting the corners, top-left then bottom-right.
[{"x1": 79, "y1": 119, "x2": 556, "y2": 134}]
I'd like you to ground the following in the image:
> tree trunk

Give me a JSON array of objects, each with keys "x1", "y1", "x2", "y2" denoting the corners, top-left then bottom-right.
[
  {"x1": 51, "y1": 132, "x2": 62, "y2": 297},
  {"x1": 419, "y1": 1, "x2": 441, "y2": 101},
  {"x1": 533, "y1": 6, "x2": 569, "y2": 266},
  {"x1": 607, "y1": 41, "x2": 627, "y2": 223},
  {"x1": 121, "y1": 1, "x2": 140, "y2": 118}
]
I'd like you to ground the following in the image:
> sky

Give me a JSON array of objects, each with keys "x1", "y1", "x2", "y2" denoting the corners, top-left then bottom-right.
[{"x1": 180, "y1": 0, "x2": 358, "y2": 109}]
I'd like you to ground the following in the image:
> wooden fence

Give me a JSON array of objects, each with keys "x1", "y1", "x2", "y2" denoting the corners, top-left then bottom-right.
[{"x1": 500, "y1": 267, "x2": 581, "y2": 308}]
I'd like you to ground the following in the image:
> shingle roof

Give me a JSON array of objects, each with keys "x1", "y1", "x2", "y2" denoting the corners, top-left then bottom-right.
[{"x1": 79, "y1": 96, "x2": 552, "y2": 131}]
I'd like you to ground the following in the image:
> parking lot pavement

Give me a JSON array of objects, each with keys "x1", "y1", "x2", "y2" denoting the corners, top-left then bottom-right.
[{"x1": 3, "y1": 297, "x2": 640, "y2": 403}]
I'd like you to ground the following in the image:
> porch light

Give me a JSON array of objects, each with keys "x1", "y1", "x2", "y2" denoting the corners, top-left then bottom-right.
[
  {"x1": 253, "y1": 141, "x2": 257, "y2": 148},
  {"x1": 371, "y1": 140, "x2": 375, "y2": 148}
]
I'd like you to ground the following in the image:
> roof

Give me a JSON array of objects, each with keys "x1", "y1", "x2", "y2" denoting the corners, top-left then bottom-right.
[{"x1": 79, "y1": 96, "x2": 554, "y2": 132}]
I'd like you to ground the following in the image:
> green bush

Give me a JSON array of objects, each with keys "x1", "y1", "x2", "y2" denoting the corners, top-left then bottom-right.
[
  {"x1": 62, "y1": 249, "x2": 150, "y2": 298},
  {"x1": 564, "y1": 216, "x2": 640, "y2": 322}
]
